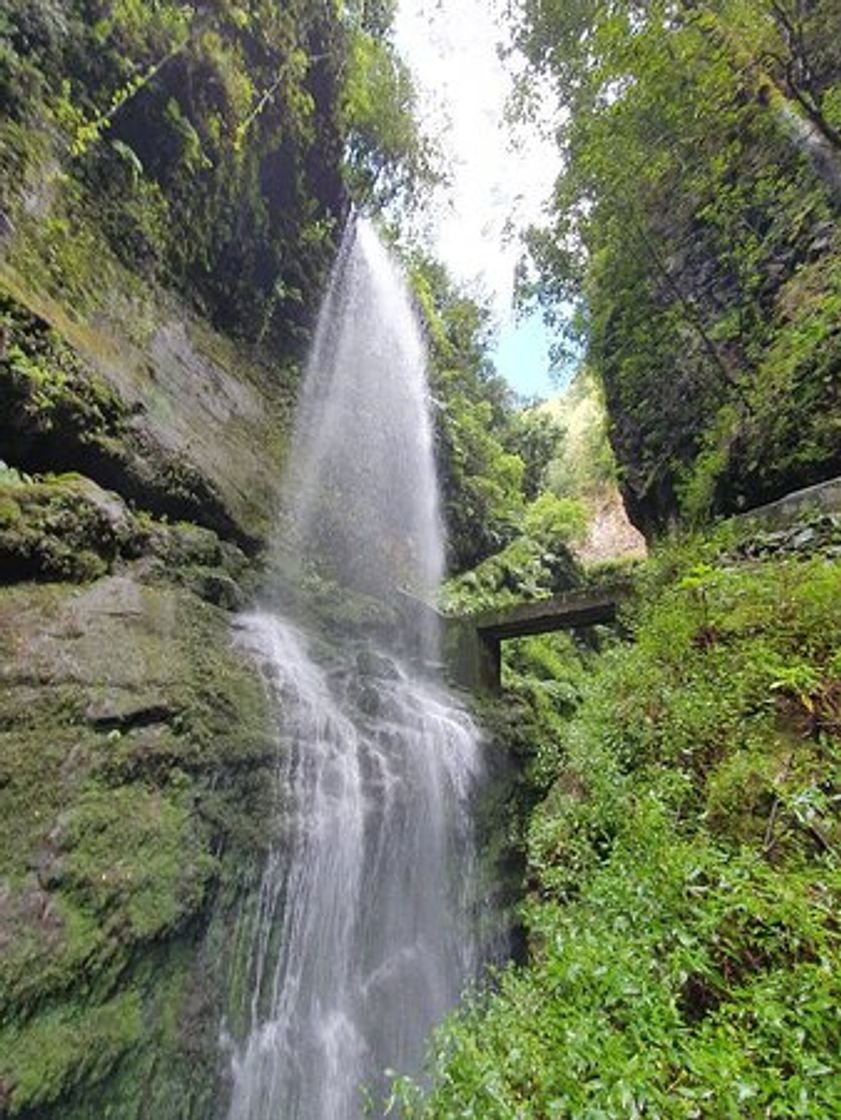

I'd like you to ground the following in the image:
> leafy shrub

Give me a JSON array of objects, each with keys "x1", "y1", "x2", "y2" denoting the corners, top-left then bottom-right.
[
  {"x1": 442, "y1": 494, "x2": 586, "y2": 612},
  {"x1": 395, "y1": 539, "x2": 841, "y2": 1117}
]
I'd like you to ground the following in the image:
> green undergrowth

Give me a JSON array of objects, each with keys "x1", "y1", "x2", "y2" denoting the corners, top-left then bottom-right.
[
  {"x1": 0, "y1": 287, "x2": 131, "y2": 452},
  {"x1": 393, "y1": 524, "x2": 841, "y2": 1118},
  {"x1": 441, "y1": 494, "x2": 588, "y2": 614},
  {"x1": 463, "y1": 632, "x2": 601, "y2": 948}
]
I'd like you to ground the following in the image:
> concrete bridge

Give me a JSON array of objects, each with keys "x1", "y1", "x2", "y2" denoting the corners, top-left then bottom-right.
[
  {"x1": 434, "y1": 473, "x2": 841, "y2": 693},
  {"x1": 444, "y1": 585, "x2": 628, "y2": 694}
]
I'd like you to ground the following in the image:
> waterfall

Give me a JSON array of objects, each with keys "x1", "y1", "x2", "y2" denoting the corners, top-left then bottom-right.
[
  {"x1": 281, "y1": 217, "x2": 444, "y2": 643},
  {"x1": 225, "y1": 219, "x2": 488, "y2": 1119}
]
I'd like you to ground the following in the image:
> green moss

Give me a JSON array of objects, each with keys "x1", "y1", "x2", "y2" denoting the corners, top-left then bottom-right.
[
  {"x1": 0, "y1": 574, "x2": 275, "y2": 1116},
  {"x1": 0, "y1": 494, "x2": 23, "y2": 528},
  {"x1": 0, "y1": 991, "x2": 143, "y2": 1116},
  {"x1": 140, "y1": 521, "x2": 252, "y2": 608},
  {"x1": 0, "y1": 288, "x2": 128, "y2": 433},
  {"x1": 7, "y1": 199, "x2": 132, "y2": 320},
  {"x1": 0, "y1": 280, "x2": 281, "y2": 552},
  {"x1": 0, "y1": 689, "x2": 95, "y2": 892},
  {"x1": 0, "y1": 121, "x2": 53, "y2": 220},
  {"x1": 61, "y1": 784, "x2": 218, "y2": 939},
  {"x1": 0, "y1": 478, "x2": 144, "y2": 582}
]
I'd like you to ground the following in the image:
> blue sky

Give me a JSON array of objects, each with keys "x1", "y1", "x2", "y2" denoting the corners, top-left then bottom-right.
[
  {"x1": 493, "y1": 312, "x2": 561, "y2": 401},
  {"x1": 394, "y1": 0, "x2": 564, "y2": 400}
]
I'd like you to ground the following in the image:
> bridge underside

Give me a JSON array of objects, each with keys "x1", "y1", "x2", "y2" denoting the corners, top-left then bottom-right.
[{"x1": 445, "y1": 588, "x2": 624, "y2": 694}]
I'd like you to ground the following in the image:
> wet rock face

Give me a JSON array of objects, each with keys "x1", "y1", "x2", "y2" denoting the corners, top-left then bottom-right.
[
  {"x1": 0, "y1": 289, "x2": 290, "y2": 552},
  {"x1": 0, "y1": 209, "x2": 304, "y2": 1115},
  {"x1": 0, "y1": 123, "x2": 321, "y2": 1111},
  {"x1": 0, "y1": 573, "x2": 277, "y2": 1119},
  {"x1": 0, "y1": 304, "x2": 297, "y2": 1108}
]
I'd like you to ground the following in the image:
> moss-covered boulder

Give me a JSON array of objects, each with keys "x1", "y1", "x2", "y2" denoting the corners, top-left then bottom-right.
[
  {"x1": 0, "y1": 573, "x2": 277, "y2": 1118},
  {"x1": 0, "y1": 476, "x2": 148, "y2": 582}
]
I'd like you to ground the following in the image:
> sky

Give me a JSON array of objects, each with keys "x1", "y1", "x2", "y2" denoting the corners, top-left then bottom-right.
[{"x1": 392, "y1": 0, "x2": 564, "y2": 399}]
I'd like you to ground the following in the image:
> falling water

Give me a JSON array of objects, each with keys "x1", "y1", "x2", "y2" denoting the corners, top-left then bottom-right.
[
  {"x1": 225, "y1": 219, "x2": 487, "y2": 1119},
  {"x1": 282, "y1": 217, "x2": 444, "y2": 640}
]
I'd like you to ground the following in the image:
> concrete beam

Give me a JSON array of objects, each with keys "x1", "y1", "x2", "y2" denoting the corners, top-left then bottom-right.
[
  {"x1": 473, "y1": 588, "x2": 622, "y2": 642},
  {"x1": 444, "y1": 585, "x2": 629, "y2": 694}
]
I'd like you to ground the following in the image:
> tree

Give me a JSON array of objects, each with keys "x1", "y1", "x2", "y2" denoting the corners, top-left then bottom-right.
[
  {"x1": 341, "y1": 20, "x2": 438, "y2": 209},
  {"x1": 409, "y1": 253, "x2": 528, "y2": 572},
  {"x1": 514, "y1": 0, "x2": 841, "y2": 532},
  {"x1": 504, "y1": 408, "x2": 566, "y2": 501}
]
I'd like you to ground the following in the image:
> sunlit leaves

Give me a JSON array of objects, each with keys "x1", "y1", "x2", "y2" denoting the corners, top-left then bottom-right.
[
  {"x1": 342, "y1": 27, "x2": 432, "y2": 207},
  {"x1": 513, "y1": 0, "x2": 841, "y2": 531}
]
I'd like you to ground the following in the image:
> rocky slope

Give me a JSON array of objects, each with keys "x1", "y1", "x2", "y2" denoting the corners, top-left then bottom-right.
[
  {"x1": 0, "y1": 232, "x2": 296, "y2": 1115},
  {"x1": 0, "y1": 5, "x2": 351, "y2": 1108}
]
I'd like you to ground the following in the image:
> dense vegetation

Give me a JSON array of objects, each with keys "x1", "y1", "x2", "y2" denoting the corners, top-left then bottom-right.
[
  {"x1": 387, "y1": 3, "x2": 841, "y2": 1114},
  {"x1": 0, "y1": 0, "x2": 562, "y2": 578},
  {"x1": 396, "y1": 519, "x2": 841, "y2": 1117},
  {"x1": 2, "y1": 1, "x2": 840, "y2": 1117},
  {"x1": 410, "y1": 251, "x2": 579, "y2": 575},
  {"x1": 515, "y1": 0, "x2": 841, "y2": 533},
  {"x1": 0, "y1": 0, "x2": 428, "y2": 346}
]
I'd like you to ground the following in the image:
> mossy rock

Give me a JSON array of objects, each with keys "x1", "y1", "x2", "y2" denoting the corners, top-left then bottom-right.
[
  {"x1": 0, "y1": 280, "x2": 288, "y2": 552},
  {"x1": 0, "y1": 476, "x2": 146, "y2": 583},
  {"x1": 0, "y1": 574, "x2": 278, "y2": 1117},
  {"x1": 0, "y1": 473, "x2": 257, "y2": 622},
  {"x1": 140, "y1": 521, "x2": 253, "y2": 609},
  {"x1": 0, "y1": 991, "x2": 144, "y2": 1117}
]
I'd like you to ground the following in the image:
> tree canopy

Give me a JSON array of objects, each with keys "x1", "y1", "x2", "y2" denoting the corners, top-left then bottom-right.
[{"x1": 514, "y1": 0, "x2": 841, "y2": 532}]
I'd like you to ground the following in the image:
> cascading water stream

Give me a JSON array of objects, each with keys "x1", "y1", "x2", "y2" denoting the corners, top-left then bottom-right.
[{"x1": 225, "y1": 219, "x2": 490, "y2": 1119}]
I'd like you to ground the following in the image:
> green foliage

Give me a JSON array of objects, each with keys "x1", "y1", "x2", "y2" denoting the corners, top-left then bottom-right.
[
  {"x1": 410, "y1": 253, "x2": 530, "y2": 572},
  {"x1": 504, "y1": 407, "x2": 566, "y2": 501},
  {"x1": 395, "y1": 534, "x2": 841, "y2": 1117},
  {"x1": 0, "y1": 0, "x2": 433, "y2": 349},
  {"x1": 501, "y1": 631, "x2": 592, "y2": 789},
  {"x1": 408, "y1": 251, "x2": 596, "y2": 582},
  {"x1": 515, "y1": 0, "x2": 841, "y2": 533},
  {"x1": 543, "y1": 368, "x2": 617, "y2": 501},
  {"x1": 523, "y1": 491, "x2": 587, "y2": 541},
  {"x1": 342, "y1": 19, "x2": 438, "y2": 208},
  {"x1": 442, "y1": 492, "x2": 585, "y2": 612}
]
